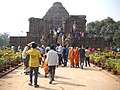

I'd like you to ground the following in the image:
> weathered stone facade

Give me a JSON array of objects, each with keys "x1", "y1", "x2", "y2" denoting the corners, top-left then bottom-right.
[
  {"x1": 10, "y1": 2, "x2": 107, "y2": 48},
  {"x1": 63, "y1": 15, "x2": 86, "y2": 33},
  {"x1": 10, "y1": 36, "x2": 27, "y2": 49}
]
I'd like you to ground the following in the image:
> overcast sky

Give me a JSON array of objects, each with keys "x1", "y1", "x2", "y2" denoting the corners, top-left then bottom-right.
[{"x1": 0, "y1": 0, "x2": 120, "y2": 36}]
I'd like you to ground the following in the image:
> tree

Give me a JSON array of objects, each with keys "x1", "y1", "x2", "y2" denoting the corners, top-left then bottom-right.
[
  {"x1": 0, "y1": 32, "x2": 10, "y2": 47},
  {"x1": 86, "y1": 17, "x2": 120, "y2": 47},
  {"x1": 113, "y1": 21, "x2": 120, "y2": 47}
]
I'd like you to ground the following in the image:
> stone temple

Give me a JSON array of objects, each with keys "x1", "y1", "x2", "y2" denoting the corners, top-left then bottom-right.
[{"x1": 10, "y1": 2, "x2": 106, "y2": 48}]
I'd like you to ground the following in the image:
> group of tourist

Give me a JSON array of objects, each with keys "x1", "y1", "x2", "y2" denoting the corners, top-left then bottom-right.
[
  {"x1": 68, "y1": 45, "x2": 91, "y2": 69},
  {"x1": 22, "y1": 42, "x2": 59, "y2": 87},
  {"x1": 22, "y1": 41, "x2": 92, "y2": 88},
  {"x1": 1, "y1": 41, "x2": 119, "y2": 88}
]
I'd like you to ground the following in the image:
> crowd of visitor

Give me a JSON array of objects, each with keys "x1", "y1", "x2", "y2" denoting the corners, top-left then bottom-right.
[
  {"x1": 20, "y1": 41, "x2": 120, "y2": 87},
  {"x1": 0, "y1": 41, "x2": 120, "y2": 88}
]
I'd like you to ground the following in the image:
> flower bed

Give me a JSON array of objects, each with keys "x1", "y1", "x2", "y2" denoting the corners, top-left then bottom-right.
[
  {"x1": 0, "y1": 47, "x2": 22, "y2": 73},
  {"x1": 90, "y1": 50, "x2": 120, "y2": 75}
]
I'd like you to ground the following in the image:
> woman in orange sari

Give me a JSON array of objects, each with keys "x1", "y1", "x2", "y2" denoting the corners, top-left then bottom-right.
[
  {"x1": 41, "y1": 49, "x2": 49, "y2": 77},
  {"x1": 74, "y1": 47, "x2": 79, "y2": 68},
  {"x1": 68, "y1": 47, "x2": 74, "y2": 68}
]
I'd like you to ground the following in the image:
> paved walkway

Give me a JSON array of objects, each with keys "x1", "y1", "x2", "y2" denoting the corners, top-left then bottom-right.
[{"x1": 0, "y1": 64, "x2": 120, "y2": 90}]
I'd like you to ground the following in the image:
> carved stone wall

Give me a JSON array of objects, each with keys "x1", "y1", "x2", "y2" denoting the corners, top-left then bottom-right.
[
  {"x1": 71, "y1": 37, "x2": 107, "y2": 48},
  {"x1": 10, "y1": 36, "x2": 27, "y2": 49},
  {"x1": 43, "y1": 2, "x2": 69, "y2": 28},
  {"x1": 65, "y1": 15, "x2": 86, "y2": 33},
  {"x1": 9, "y1": 2, "x2": 107, "y2": 49}
]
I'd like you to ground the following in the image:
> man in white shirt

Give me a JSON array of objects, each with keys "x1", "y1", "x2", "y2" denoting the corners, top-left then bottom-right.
[
  {"x1": 56, "y1": 43, "x2": 63, "y2": 65},
  {"x1": 45, "y1": 44, "x2": 50, "y2": 53},
  {"x1": 46, "y1": 44, "x2": 58, "y2": 84},
  {"x1": 85, "y1": 47, "x2": 90, "y2": 67}
]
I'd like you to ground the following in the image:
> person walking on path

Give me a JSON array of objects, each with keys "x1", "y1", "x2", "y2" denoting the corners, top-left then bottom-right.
[
  {"x1": 41, "y1": 49, "x2": 49, "y2": 77},
  {"x1": 56, "y1": 43, "x2": 63, "y2": 66},
  {"x1": 68, "y1": 47, "x2": 75, "y2": 68},
  {"x1": 26, "y1": 43, "x2": 42, "y2": 87},
  {"x1": 62, "y1": 45, "x2": 69, "y2": 66},
  {"x1": 46, "y1": 44, "x2": 58, "y2": 84},
  {"x1": 74, "y1": 47, "x2": 79, "y2": 68},
  {"x1": 78, "y1": 45, "x2": 85, "y2": 69},
  {"x1": 22, "y1": 44, "x2": 31, "y2": 75},
  {"x1": 85, "y1": 47, "x2": 90, "y2": 67}
]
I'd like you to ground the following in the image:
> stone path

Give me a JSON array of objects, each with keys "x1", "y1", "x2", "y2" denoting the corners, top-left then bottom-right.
[{"x1": 0, "y1": 64, "x2": 120, "y2": 90}]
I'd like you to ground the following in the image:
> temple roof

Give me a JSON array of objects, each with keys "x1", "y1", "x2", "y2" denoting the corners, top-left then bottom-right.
[{"x1": 43, "y1": 2, "x2": 69, "y2": 20}]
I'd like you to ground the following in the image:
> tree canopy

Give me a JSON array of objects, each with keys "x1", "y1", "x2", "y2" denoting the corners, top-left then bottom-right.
[
  {"x1": 86, "y1": 17, "x2": 120, "y2": 47},
  {"x1": 0, "y1": 32, "x2": 10, "y2": 47}
]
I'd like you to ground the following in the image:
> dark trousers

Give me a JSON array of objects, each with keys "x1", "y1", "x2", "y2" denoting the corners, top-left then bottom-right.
[
  {"x1": 29, "y1": 67, "x2": 39, "y2": 85},
  {"x1": 85, "y1": 57, "x2": 90, "y2": 67},
  {"x1": 48, "y1": 66, "x2": 56, "y2": 81},
  {"x1": 58, "y1": 54, "x2": 63, "y2": 65},
  {"x1": 63, "y1": 55, "x2": 67, "y2": 66},
  {"x1": 80, "y1": 57, "x2": 84, "y2": 66}
]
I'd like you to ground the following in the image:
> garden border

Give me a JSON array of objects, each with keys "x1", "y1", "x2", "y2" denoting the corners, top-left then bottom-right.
[{"x1": 0, "y1": 63, "x2": 23, "y2": 78}]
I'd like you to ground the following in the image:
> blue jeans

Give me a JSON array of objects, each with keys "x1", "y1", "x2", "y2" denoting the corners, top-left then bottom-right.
[{"x1": 29, "y1": 67, "x2": 39, "y2": 85}]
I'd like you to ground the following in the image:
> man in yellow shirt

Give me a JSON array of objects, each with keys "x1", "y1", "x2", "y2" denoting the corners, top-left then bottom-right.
[{"x1": 26, "y1": 43, "x2": 42, "y2": 87}]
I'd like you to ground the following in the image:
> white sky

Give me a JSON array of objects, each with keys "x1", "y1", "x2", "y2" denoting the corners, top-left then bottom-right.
[{"x1": 0, "y1": 0, "x2": 120, "y2": 36}]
